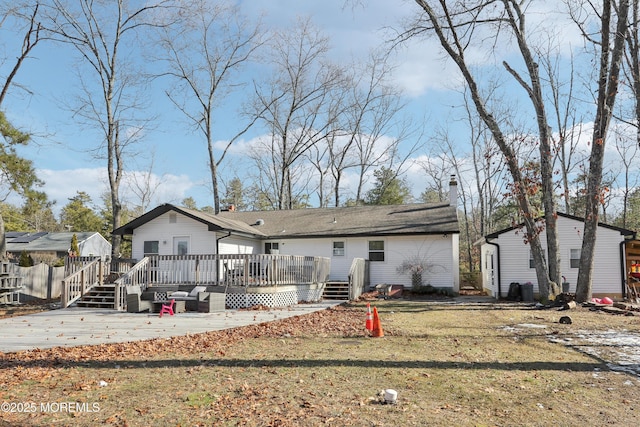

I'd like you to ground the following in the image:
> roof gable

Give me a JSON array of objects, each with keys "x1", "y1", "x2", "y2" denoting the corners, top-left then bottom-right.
[
  {"x1": 485, "y1": 212, "x2": 636, "y2": 240},
  {"x1": 112, "y1": 204, "x2": 266, "y2": 238}
]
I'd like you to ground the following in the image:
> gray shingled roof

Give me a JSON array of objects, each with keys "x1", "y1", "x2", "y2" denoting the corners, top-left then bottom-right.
[
  {"x1": 6, "y1": 232, "x2": 101, "y2": 252},
  {"x1": 113, "y1": 203, "x2": 459, "y2": 239},
  {"x1": 218, "y1": 203, "x2": 459, "y2": 238}
]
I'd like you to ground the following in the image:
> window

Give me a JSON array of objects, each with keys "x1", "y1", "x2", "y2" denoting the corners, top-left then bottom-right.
[
  {"x1": 369, "y1": 240, "x2": 385, "y2": 262},
  {"x1": 175, "y1": 239, "x2": 189, "y2": 255},
  {"x1": 333, "y1": 241, "x2": 345, "y2": 257},
  {"x1": 144, "y1": 241, "x2": 159, "y2": 256},
  {"x1": 529, "y1": 249, "x2": 549, "y2": 268},
  {"x1": 570, "y1": 249, "x2": 581, "y2": 268},
  {"x1": 265, "y1": 242, "x2": 279, "y2": 254},
  {"x1": 529, "y1": 251, "x2": 535, "y2": 269}
]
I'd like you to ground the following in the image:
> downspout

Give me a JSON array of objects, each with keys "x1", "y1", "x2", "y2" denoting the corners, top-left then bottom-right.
[
  {"x1": 216, "y1": 232, "x2": 232, "y2": 282},
  {"x1": 621, "y1": 240, "x2": 627, "y2": 298},
  {"x1": 486, "y1": 237, "x2": 502, "y2": 298}
]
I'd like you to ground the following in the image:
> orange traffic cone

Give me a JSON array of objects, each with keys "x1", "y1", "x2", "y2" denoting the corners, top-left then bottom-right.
[
  {"x1": 365, "y1": 303, "x2": 373, "y2": 331},
  {"x1": 371, "y1": 307, "x2": 384, "y2": 338}
]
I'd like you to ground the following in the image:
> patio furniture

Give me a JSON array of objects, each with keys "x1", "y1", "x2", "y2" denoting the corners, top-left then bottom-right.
[
  {"x1": 159, "y1": 299, "x2": 175, "y2": 317},
  {"x1": 152, "y1": 299, "x2": 186, "y2": 314},
  {"x1": 197, "y1": 290, "x2": 226, "y2": 312},
  {"x1": 126, "y1": 285, "x2": 153, "y2": 313},
  {"x1": 169, "y1": 285, "x2": 208, "y2": 311}
]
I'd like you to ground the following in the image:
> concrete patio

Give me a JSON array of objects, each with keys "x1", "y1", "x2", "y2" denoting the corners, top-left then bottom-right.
[{"x1": 0, "y1": 301, "x2": 342, "y2": 353}]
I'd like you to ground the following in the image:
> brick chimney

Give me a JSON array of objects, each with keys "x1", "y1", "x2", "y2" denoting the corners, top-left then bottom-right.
[{"x1": 449, "y1": 175, "x2": 458, "y2": 207}]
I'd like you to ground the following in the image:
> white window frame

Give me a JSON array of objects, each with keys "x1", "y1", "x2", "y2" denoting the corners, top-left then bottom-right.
[
  {"x1": 368, "y1": 240, "x2": 385, "y2": 262},
  {"x1": 570, "y1": 248, "x2": 581, "y2": 268},
  {"x1": 332, "y1": 241, "x2": 345, "y2": 257}
]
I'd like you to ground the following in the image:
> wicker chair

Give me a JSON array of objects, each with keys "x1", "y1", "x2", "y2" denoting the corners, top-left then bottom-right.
[
  {"x1": 126, "y1": 285, "x2": 153, "y2": 313},
  {"x1": 197, "y1": 288, "x2": 226, "y2": 312}
]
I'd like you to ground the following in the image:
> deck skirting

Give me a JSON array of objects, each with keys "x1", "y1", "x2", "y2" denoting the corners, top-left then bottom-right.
[{"x1": 225, "y1": 283, "x2": 325, "y2": 309}]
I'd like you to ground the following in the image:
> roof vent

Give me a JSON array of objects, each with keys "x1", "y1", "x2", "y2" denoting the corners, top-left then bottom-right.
[{"x1": 255, "y1": 219, "x2": 265, "y2": 226}]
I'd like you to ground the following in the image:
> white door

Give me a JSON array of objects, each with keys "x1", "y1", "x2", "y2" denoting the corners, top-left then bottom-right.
[
  {"x1": 173, "y1": 237, "x2": 191, "y2": 282},
  {"x1": 173, "y1": 237, "x2": 189, "y2": 255}
]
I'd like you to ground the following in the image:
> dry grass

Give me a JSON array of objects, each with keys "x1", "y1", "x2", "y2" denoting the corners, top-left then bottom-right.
[{"x1": 1, "y1": 299, "x2": 640, "y2": 426}]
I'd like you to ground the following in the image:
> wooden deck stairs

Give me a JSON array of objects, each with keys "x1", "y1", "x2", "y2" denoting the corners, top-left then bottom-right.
[
  {"x1": 323, "y1": 281, "x2": 350, "y2": 300},
  {"x1": 74, "y1": 283, "x2": 117, "y2": 309}
]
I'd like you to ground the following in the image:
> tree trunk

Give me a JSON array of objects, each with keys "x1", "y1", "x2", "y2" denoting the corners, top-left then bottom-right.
[
  {"x1": 576, "y1": 0, "x2": 629, "y2": 302},
  {"x1": 0, "y1": 214, "x2": 6, "y2": 262}
]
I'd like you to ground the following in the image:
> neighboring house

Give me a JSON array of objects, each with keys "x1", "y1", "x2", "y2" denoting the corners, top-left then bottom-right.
[
  {"x1": 6, "y1": 232, "x2": 112, "y2": 264},
  {"x1": 477, "y1": 213, "x2": 636, "y2": 299},
  {"x1": 113, "y1": 184, "x2": 461, "y2": 291}
]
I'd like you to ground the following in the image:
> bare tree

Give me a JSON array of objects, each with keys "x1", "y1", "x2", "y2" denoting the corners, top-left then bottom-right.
[
  {"x1": 624, "y1": 0, "x2": 640, "y2": 150},
  {"x1": 404, "y1": 1, "x2": 562, "y2": 299},
  {"x1": 611, "y1": 127, "x2": 639, "y2": 228},
  {"x1": 569, "y1": 0, "x2": 630, "y2": 302},
  {"x1": 540, "y1": 50, "x2": 588, "y2": 214},
  {"x1": 250, "y1": 17, "x2": 343, "y2": 209},
  {"x1": 0, "y1": 2, "x2": 45, "y2": 107},
  {"x1": 615, "y1": 0, "x2": 640, "y2": 227},
  {"x1": 329, "y1": 50, "x2": 408, "y2": 207},
  {"x1": 44, "y1": 0, "x2": 172, "y2": 258},
  {"x1": 0, "y1": 2, "x2": 48, "y2": 258},
  {"x1": 125, "y1": 153, "x2": 163, "y2": 216},
  {"x1": 155, "y1": 0, "x2": 264, "y2": 213}
]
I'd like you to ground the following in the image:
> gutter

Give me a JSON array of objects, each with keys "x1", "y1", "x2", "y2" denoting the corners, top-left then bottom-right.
[{"x1": 485, "y1": 237, "x2": 502, "y2": 298}]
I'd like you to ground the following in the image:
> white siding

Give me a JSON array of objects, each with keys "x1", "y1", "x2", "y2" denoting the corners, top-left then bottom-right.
[
  {"x1": 274, "y1": 235, "x2": 457, "y2": 289},
  {"x1": 218, "y1": 236, "x2": 260, "y2": 255},
  {"x1": 78, "y1": 234, "x2": 111, "y2": 260},
  {"x1": 131, "y1": 212, "x2": 216, "y2": 259},
  {"x1": 482, "y1": 216, "x2": 626, "y2": 296},
  {"x1": 129, "y1": 210, "x2": 459, "y2": 291}
]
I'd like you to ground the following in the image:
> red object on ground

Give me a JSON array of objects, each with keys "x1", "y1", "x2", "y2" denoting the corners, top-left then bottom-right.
[
  {"x1": 159, "y1": 299, "x2": 175, "y2": 317},
  {"x1": 365, "y1": 303, "x2": 373, "y2": 331},
  {"x1": 601, "y1": 297, "x2": 613, "y2": 305},
  {"x1": 371, "y1": 307, "x2": 384, "y2": 338}
]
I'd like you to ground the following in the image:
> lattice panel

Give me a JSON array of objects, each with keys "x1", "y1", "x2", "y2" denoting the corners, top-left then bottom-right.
[
  {"x1": 225, "y1": 290, "x2": 298, "y2": 308},
  {"x1": 275, "y1": 291, "x2": 297, "y2": 307},
  {"x1": 297, "y1": 285, "x2": 325, "y2": 303},
  {"x1": 225, "y1": 293, "x2": 249, "y2": 309}
]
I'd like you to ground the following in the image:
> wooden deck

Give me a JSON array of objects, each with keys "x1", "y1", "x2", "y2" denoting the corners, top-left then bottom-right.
[{"x1": 62, "y1": 254, "x2": 332, "y2": 310}]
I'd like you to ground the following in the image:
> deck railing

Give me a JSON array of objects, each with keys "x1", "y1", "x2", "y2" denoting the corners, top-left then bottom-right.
[
  {"x1": 112, "y1": 257, "x2": 151, "y2": 310},
  {"x1": 112, "y1": 254, "x2": 331, "y2": 310},
  {"x1": 348, "y1": 258, "x2": 369, "y2": 300},
  {"x1": 147, "y1": 254, "x2": 330, "y2": 287},
  {"x1": 61, "y1": 258, "x2": 105, "y2": 307}
]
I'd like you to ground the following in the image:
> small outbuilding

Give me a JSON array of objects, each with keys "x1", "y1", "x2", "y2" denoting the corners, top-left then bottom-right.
[
  {"x1": 477, "y1": 213, "x2": 636, "y2": 299},
  {"x1": 6, "y1": 232, "x2": 112, "y2": 264}
]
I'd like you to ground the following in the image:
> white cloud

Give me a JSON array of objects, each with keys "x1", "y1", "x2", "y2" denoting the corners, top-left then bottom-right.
[{"x1": 34, "y1": 168, "x2": 197, "y2": 215}]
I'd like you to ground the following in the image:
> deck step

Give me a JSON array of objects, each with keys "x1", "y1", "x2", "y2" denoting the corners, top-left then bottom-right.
[
  {"x1": 323, "y1": 281, "x2": 350, "y2": 300},
  {"x1": 76, "y1": 284, "x2": 117, "y2": 309}
]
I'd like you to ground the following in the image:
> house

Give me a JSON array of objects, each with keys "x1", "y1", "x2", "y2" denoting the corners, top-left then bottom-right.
[
  {"x1": 477, "y1": 213, "x2": 637, "y2": 299},
  {"x1": 112, "y1": 182, "x2": 461, "y2": 292},
  {"x1": 6, "y1": 232, "x2": 112, "y2": 264}
]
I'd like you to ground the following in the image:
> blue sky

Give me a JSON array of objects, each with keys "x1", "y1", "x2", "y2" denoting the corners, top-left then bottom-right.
[
  {"x1": 3, "y1": 0, "x2": 450, "y2": 214},
  {"x1": 3, "y1": 1, "x2": 626, "y2": 216}
]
